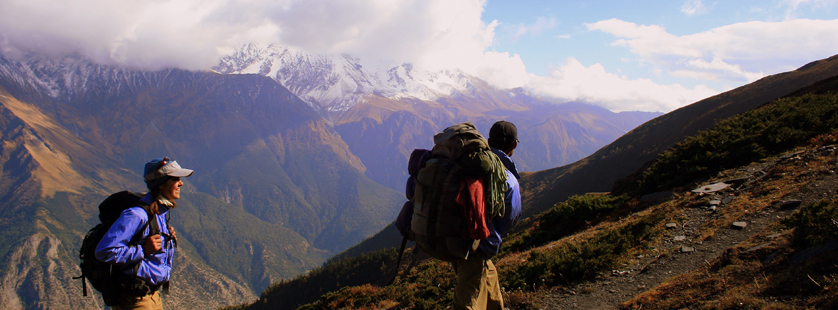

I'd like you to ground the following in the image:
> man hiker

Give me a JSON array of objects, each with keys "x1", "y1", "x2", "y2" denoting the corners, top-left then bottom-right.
[
  {"x1": 453, "y1": 120, "x2": 522, "y2": 310},
  {"x1": 95, "y1": 157, "x2": 193, "y2": 309}
]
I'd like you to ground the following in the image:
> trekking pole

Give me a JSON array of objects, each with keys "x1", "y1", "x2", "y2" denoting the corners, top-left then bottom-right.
[
  {"x1": 386, "y1": 236, "x2": 409, "y2": 286},
  {"x1": 73, "y1": 275, "x2": 88, "y2": 296}
]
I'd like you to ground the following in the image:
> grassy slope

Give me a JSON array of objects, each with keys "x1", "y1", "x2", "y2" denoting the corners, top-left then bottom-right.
[{"x1": 623, "y1": 200, "x2": 838, "y2": 309}]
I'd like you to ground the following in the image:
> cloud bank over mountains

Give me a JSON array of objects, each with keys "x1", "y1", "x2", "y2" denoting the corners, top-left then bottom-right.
[
  {"x1": 0, "y1": 0, "x2": 836, "y2": 112},
  {"x1": 587, "y1": 18, "x2": 838, "y2": 84}
]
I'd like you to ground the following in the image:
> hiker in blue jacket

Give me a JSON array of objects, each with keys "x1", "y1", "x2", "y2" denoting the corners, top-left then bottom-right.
[
  {"x1": 95, "y1": 157, "x2": 193, "y2": 310},
  {"x1": 454, "y1": 120, "x2": 522, "y2": 310}
]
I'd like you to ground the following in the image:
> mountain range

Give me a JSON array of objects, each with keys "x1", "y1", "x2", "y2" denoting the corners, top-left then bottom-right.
[
  {"x1": 0, "y1": 46, "x2": 658, "y2": 310},
  {"x1": 305, "y1": 54, "x2": 838, "y2": 266},
  {"x1": 0, "y1": 56, "x2": 396, "y2": 309},
  {"x1": 214, "y1": 44, "x2": 660, "y2": 191},
  {"x1": 231, "y1": 54, "x2": 838, "y2": 309}
]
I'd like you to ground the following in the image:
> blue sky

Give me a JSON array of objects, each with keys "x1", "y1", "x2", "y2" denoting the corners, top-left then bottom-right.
[
  {"x1": 484, "y1": 0, "x2": 838, "y2": 89},
  {"x1": 0, "y1": 0, "x2": 836, "y2": 112}
]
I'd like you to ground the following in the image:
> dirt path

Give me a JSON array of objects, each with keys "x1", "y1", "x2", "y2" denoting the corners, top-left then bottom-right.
[
  {"x1": 539, "y1": 206, "x2": 796, "y2": 309},
  {"x1": 532, "y1": 149, "x2": 838, "y2": 309}
]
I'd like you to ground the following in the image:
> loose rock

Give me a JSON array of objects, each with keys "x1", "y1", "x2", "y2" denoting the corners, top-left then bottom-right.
[{"x1": 732, "y1": 222, "x2": 748, "y2": 229}]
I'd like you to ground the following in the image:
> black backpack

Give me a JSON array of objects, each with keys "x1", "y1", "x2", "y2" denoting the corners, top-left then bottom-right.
[{"x1": 74, "y1": 191, "x2": 159, "y2": 306}]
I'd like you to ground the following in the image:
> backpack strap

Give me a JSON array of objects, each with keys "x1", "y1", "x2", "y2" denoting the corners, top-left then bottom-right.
[
  {"x1": 138, "y1": 203, "x2": 174, "y2": 295},
  {"x1": 138, "y1": 204, "x2": 160, "y2": 236},
  {"x1": 129, "y1": 204, "x2": 160, "y2": 286}
]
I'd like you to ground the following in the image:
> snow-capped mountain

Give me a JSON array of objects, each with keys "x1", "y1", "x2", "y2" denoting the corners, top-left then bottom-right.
[
  {"x1": 213, "y1": 44, "x2": 485, "y2": 117},
  {"x1": 0, "y1": 55, "x2": 179, "y2": 104}
]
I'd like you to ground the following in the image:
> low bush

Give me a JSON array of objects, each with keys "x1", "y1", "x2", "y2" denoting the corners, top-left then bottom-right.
[
  {"x1": 617, "y1": 93, "x2": 838, "y2": 195},
  {"x1": 782, "y1": 199, "x2": 838, "y2": 248},
  {"x1": 504, "y1": 194, "x2": 631, "y2": 253},
  {"x1": 502, "y1": 210, "x2": 664, "y2": 290}
]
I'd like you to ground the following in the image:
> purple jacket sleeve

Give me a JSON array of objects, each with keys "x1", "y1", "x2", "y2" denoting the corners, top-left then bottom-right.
[
  {"x1": 478, "y1": 170, "x2": 521, "y2": 257},
  {"x1": 95, "y1": 207, "x2": 147, "y2": 266}
]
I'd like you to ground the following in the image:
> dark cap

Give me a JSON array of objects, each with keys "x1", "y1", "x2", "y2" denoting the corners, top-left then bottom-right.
[{"x1": 489, "y1": 120, "x2": 518, "y2": 146}]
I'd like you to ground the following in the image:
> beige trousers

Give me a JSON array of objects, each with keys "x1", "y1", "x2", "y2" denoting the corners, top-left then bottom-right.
[
  {"x1": 453, "y1": 253, "x2": 504, "y2": 310},
  {"x1": 111, "y1": 291, "x2": 163, "y2": 310}
]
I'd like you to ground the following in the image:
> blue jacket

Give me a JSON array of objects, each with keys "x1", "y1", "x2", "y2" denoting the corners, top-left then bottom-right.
[
  {"x1": 95, "y1": 193, "x2": 176, "y2": 285},
  {"x1": 478, "y1": 148, "x2": 522, "y2": 257}
]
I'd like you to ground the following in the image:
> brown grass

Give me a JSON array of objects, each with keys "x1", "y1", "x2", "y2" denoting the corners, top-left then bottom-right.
[{"x1": 618, "y1": 146, "x2": 838, "y2": 310}]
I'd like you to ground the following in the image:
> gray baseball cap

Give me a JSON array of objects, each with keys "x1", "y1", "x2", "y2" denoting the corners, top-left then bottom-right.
[{"x1": 144, "y1": 158, "x2": 193, "y2": 189}]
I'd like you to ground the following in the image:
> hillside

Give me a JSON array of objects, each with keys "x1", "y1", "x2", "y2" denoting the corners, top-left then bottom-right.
[
  {"x1": 225, "y1": 61, "x2": 838, "y2": 309},
  {"x1": 521, "y1": 54, "x2": 838, "y2": 218},
  {"x1": 0, "y1": 86, "x2": 260, "y2": 309}
]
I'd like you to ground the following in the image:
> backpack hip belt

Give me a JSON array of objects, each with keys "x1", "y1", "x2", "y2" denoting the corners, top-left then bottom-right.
[{"x1": 123, "y1": 275, "x2": 165, "y2": 297}]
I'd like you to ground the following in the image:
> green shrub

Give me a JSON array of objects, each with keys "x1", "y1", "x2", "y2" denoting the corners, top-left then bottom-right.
[
  {"x1": 504, "y1": 194, "x2": 631, "y2": 253},
  {"x1": 620, "y1": 93, "x2": 838, "y2": 195},
  {"x1": 502, "y1": 211, "x2": 663, "y2": 290},
  {"x1": 251, "y1": 248, "x2": 398, "y2": 310},
  {"x1": 783, "y1": 199, "x2": 838, "y2": 248},
  {"x1": 297, "y1": 259, "x2": 456, "y2": 310}
]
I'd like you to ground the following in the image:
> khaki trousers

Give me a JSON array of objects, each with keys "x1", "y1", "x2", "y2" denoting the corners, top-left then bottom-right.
[
  {"x1": 111, "y1": 291, "x2": 163, "y2": 310},
  {"x1": 453, "y1": 253, "x2": 504, "y2": 310}
]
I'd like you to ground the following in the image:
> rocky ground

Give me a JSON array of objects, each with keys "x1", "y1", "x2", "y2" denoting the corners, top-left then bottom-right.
[{"x1": 527, "y1": 146, "x2": 838, "y2": 309}]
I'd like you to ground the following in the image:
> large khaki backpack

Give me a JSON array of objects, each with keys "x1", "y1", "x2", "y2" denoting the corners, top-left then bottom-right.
[{"x1": 409, "y1": 122, "x2": 507, "y2": 262}]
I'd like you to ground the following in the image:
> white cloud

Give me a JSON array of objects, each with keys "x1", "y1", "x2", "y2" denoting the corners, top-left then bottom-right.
[
  {"x1": 2, "y1": 0, "x2": 835, "y2": 114},
  {"x1": 526, "y1": 57, "x2": 718, "y2": 112},
  {"x1": 587, "y1": 18, "x2": 838, "y2": 83},
  {"x1": 672, "y1": 57, "x2": 765, "y2": 82},
  {"x1": 781, "y1": 0, "x2": 838, "y2": 19},
  {"x1": 0, "y1": 0, "x2": 275, "y2": 70},
  {"x1": 681, "y1": 0, "x2": 707, "y2": 16},
  {"x1": 470, "y1": 51, "x2": 530, "y2": 89},
  {"x1": 512, "y1": 17, "x2": 558, "y2": 40},
  {"x1": 0, "y1": 0, "x2": 500, "y2": 74},
  {"x1": 0, "y1": 0, "x2": 535, "y2": 97}
]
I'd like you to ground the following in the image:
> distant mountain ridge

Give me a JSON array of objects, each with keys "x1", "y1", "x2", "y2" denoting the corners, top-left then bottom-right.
[
  {"x1": 214, "y1": 44, "x2": 483, "y2": 118},
  {"x1": 214, "y1": 44, "x2": 662, "y2": 191}
]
